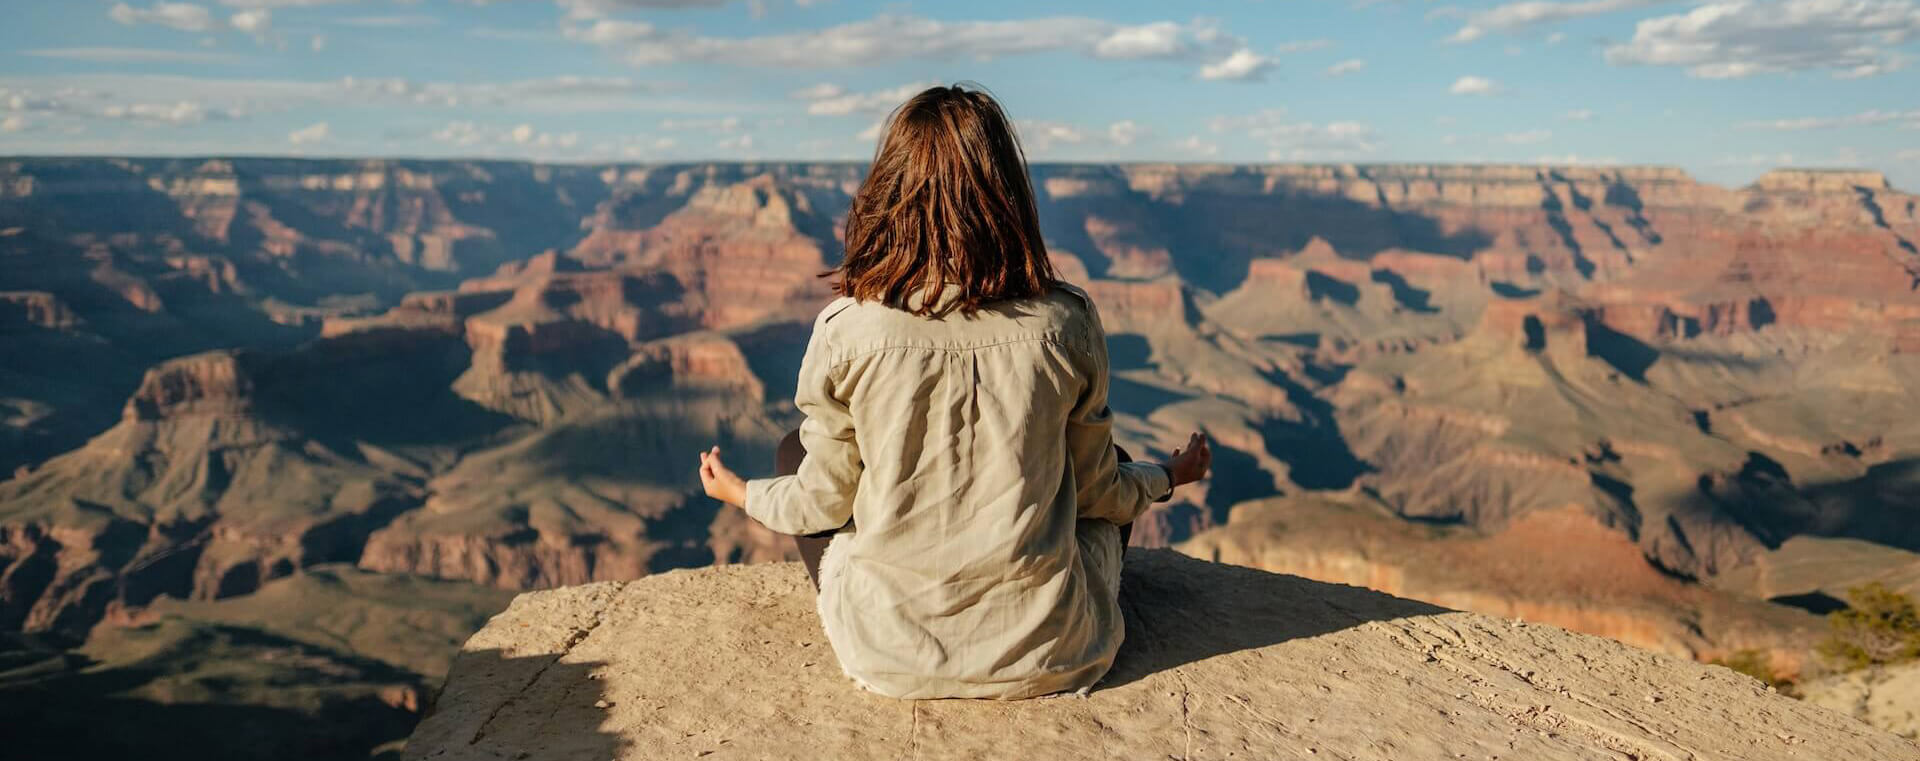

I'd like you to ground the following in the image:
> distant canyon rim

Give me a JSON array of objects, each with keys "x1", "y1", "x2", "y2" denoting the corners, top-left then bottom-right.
[{"x1": 3, "y1": 156, "x2": 1918, "y2": 687}]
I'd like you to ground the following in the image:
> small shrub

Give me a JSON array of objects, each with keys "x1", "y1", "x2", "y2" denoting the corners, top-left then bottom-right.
[
  {"x1": 1817, "y1": 582, "x2": 1920, "y2": 672},
  {"x1": 1711, "y1": 649, "x2": 1797, "y2": 695}
]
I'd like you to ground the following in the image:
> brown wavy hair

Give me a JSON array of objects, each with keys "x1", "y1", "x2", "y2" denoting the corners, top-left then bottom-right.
[{"x1": 828, "y1": 83, "x2": 1057, "y2": 318}]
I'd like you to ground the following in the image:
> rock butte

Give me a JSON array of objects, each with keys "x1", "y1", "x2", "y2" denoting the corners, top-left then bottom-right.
[
  {"x1": 408, "y1": 550, "x2": 1917, "y2": 761},
  {"x1": 6, "y1": 157, "x2": 1920, "y2": 747}
]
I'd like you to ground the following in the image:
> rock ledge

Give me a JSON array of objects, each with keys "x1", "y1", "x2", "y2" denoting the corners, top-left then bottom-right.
[{"x1": 407, "y1": 550, "x2": 1916, "y2": 760}]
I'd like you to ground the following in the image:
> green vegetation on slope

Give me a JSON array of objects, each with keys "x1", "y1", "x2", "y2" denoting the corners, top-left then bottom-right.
[{"x1": 1821, "y1": 582, "x2": 1920, "y2": 672}]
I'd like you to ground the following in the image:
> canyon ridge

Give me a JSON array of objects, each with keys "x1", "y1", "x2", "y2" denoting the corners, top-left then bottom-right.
[{"x1": 3, "y1": 157, "x2": 1918, "y2": 756}]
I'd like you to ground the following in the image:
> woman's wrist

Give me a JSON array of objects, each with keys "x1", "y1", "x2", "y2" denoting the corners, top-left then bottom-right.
[{"x1": 1152, "y1": 463, "x2": 1176, "y2": 502}]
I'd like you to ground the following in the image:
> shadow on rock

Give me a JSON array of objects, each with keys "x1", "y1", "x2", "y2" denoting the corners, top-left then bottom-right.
[
  {"x1": 1101, "y1": 549, "x2": 1447, "y2": 690},
  {"x1": 406, "y1": 649, "x2": 627, "y2": 761}
]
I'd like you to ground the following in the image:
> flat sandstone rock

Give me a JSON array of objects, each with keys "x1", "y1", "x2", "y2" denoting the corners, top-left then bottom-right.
[{"x1": 407, "y1": 550, "x2": 1918, "y2": 760}]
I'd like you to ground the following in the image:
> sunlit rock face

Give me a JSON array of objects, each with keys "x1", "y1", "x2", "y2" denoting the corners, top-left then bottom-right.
[
  {"x1": 4, "y1": 158, "x2": 1920, "y2": 667},
  {"x1": 407, "y1": 551, "x2": 1916, "y2": 761}
]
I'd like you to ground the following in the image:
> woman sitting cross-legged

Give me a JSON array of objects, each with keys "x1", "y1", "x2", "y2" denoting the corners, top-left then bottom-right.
[{"x1": 695, "y1": 83, "x2": 1211, "y2": 701}]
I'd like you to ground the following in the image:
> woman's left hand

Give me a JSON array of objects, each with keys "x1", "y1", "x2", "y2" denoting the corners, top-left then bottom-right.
[{"x1": 699, "y1": 446, "x2": 748, "y2": 508}]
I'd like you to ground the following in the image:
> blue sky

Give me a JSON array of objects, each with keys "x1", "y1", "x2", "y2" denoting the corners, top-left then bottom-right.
[{"x1": 2, "y1": 0, "x2": 1917, "y2": 189}]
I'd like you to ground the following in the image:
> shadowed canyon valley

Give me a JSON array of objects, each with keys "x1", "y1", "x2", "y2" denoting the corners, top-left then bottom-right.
[{"x1": 3, "y1": 157, "x2": 1920, "y2": 757}]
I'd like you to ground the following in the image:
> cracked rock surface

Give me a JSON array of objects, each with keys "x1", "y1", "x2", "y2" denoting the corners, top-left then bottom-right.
[{"x1": 406, "y1": 550, "x2": 1918, "y2": 760}]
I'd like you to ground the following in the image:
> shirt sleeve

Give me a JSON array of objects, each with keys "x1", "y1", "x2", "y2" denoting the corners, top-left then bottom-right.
[
  {"x1": 743, "y1": 320, "x2": 861, "y2": 536},
  {"x1": 1065, "y1": 296, "x2": 1172, "y2": 525}
]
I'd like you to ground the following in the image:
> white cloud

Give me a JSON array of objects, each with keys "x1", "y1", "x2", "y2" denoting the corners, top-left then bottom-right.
[
  {"x1": 717, "y1": 133, "x2": 755, "y2": 151},
  {"x1": 1561, "y1": 108, "x2": 1594, "y2": 121},
  {"x1": 558, "y1": 0, "x2": 731, "y2": 20},
  {"x1": 218, "y1": 0, "x2": 355, "y2": 6},
  {"x1": 1325, "y1": 58, "x2": 1366, "y2": 76},
  {"x1": 111, "y1": 2, "x2": 219, "y2": 32},
  {"x1": 336, "y1": 15, "x2": 443, "y2": 28},
  {"x1": 1446, "y1": 0, "x2": 1660, "y2": 42},
  {"x1": 1496, "y1": 129, "x2": 1552, "y2": 144},
  {"x1": 0, "y1": 72, "x2": 739, "y2": 141},
  {"x1": 1716, "y1": 148, "x2": 1862, "y2": 166},
  {"x1": 20, "y1": 47, "x2": 247, "y2": 64},
  {"x1": 333, "y1": 75, "x2": 681, "y2": 112},
  {"x1": 310, "y1": 33, "x2": 327, "y2": 51},
  {"x1": 101, "y1": 101, "x2": 233, "y2": 125},
  {"x1": 1210, "y1": 109, "x2": 1381, "y2": 158},
  {"x1": 432, "y1": 120, "x2": 580, "y2": 151},
  {"x1": 1896, "y1": 148, "x2": 1920, "y2": 161},
  {"x1": 1174, "y1": 134, "x2": 1220, "y2": 157},
  {"x1": 1534, "y1": 153, "x2": 1621, "y2": 164},
  {"x1": 1200, "y1": 49, "x2": 1274, "y2": 81},
  {"x1": 1107, "y1": 119, "x2": 1145, "y2": 146},
  {"x1": 1605, "y1": 0, "x2": 1920, "y2": 79},
  {"x1": 1737, "y1": 109, "x2": 1920, "y2": 130},
  {"x1": 1018, "y1": 120, "x2": 1088, "y2": 152},
  {"x1": 855, "y1": 121, "x2": 882, "y2": 141},
  {"x1": 1275, "y1": 39, "x2": 1336, "y2": 53},
  {"x1": 566, "y1": 14, "x2": 1238, "y2": 69},
  {"x1": 789, "y1": 83, "x2": 844, "y2": 100},
  {"x1": 1094, "y1": 21, "x2": 1186, "y2": 58},
  {"x1": 595, "y1": 134, "x2": 679, "y2": 158},
  {"x1": 659, "y1": 115, "x2": 742, "y2": 131},
  {"x1": 229, "y1": 8, "x2": 270, "y2": 33},
  {"x1": 1716, "y1": 152, "x2": 1797, "y2": 165},
  {"x1": 431, "y1": 121, "x2": 485, "y2": 146},
  {"x1": 795, "y1": 81, "x2": 934, "y2": 116},
  {"x1": 1, "y1": 115, "x2": 25, "y2": 133},
  {"x1": 1449, "y1": 75, "x2": 1500, "y2": 95},
  {"x1": 287, "y1": 121, "x2": 329, "y2": 144}
]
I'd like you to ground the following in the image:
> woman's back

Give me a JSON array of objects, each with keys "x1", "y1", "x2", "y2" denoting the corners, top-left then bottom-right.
[
  {"x1": 743, "y1": 282, "x2": 1171, "y2": 699},
  {"x1": 696, "y1": 83, "x2": 1207, "y2": 700}
]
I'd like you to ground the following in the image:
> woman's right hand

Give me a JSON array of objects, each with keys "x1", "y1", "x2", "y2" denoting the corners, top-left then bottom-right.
[{"x1": 1166, "y1": 431, "x2": 1211, "y2": 487}]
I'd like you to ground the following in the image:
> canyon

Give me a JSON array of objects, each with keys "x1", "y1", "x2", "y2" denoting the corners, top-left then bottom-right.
[{"x1": 2, "y1": 157, "x2": 1919, "y2": 755}]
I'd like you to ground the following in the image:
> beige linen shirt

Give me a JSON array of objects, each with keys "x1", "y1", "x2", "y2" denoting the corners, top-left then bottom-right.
[{"x1": 743, "y1": 283, "x2": 1171, "y2": 700}]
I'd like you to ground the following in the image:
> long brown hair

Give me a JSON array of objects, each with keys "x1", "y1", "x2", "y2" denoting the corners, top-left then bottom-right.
[{"x1": 829, "y1": 83, "x2": 1057, "y2": 318}]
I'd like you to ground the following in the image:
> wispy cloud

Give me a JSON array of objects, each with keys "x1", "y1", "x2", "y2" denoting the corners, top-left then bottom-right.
[
  {"x1": 1199, "y1": 49, "x2": 1274, "y2": 81},
  {"x1": 1210, "y1": 109, "x2": 1381, "y2": 158},
  {"x1": 791, "y1": 81, "x2": 934, "y2": 116},
  {"x1": 1275, "y1": 39, "x2": 1336, "y2": 53},
  {"x1": 563, "y1": 13, "x2": 1251, "y2": 83},
  {"x1": 217, "y1": 0, "x2": 356, "y2": 6},
  {"x1": 1018, "y1": 120, "x2": 1088, "y2": 152},
  {"x1": 1108, "y1": 119, "x2": 1145, "y2": 146},
  {"x1": 1174, "y1": 134, "x2": 1220, "y2": 157},
  {"x1": 110, "y1": 2, "x2": 277, "y2": 36},
  {"x1": 1606, "y1": 0, "x2": 1920, "y2": 79},
  {"x1": 1448, "y1": 75, "x2": 1500, "y2": 95},
  {"x1": 432, "y1": 120, "x2": 582, "y2": 152},
  {"x1": 22, "y1": 47, "x2": 248, "y2": 64},
  {"x1": 1325, "y1": 58, "x2": 1366, "y2": 76},
  {"x1": 1496, "y1": 129, "x2": 1552, "y2": 144},
  {"x1": 110, "y1": 2, "x2": 220, "y2": 32},
  {"x1": 1444, "y1": 0, "x2": 1663, "y2": 43},
  {"x1": 1737, "y1": 109, "x2": 1920, "y2": 130},
  {"x1": 335, "y1": 15, "x2": 443, "y2": 28},
  {"x1": 1534, "y1": 153, "x2": 1620, "y2": 164},
  {"x1": 287, "y1": 121, "x2": 329, "y2": 144}
]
